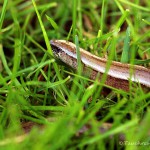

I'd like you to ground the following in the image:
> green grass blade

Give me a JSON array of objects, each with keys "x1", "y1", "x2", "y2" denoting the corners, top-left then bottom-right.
[
  {"x1": 121, "y1": 27, "x2": 130, "y2": 63},
  {"x1": 46, "y1": 15, "x2": 59, "y2": 30},
  {"x1": 0, "y1": 0, "x2": 8, "y2": 31},
  {"x1": 31, "y1": 0, "x2": 53, "y2": 56}
]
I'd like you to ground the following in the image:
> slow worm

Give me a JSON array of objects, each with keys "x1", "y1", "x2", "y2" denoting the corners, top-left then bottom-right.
[{"x1": 50, "y1": 40, "x2": 150, "y2": 91}]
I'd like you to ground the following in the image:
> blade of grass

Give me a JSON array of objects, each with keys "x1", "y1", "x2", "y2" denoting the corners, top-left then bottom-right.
[
  {"x1": 12, "y1": 38, "x2": 22, "y2": 78},
  {"x1": 118, "y1": 0, "x2": 150, "y2": 12},
  {"x1": 121, "y1": 27, "x2": 130, "y2": 63},
  {"x1": 78, "y1": 0, "x2": 83, "y2": 39},
  {"x1": 27, "y1": 59, "x2": 55, "y2": 79},
  {"x1": 115, "y1": 9, "x2": 130, "y2": 30},
  {"x1": 0, "y1": 45, "x2": 12, "y2": 75},
  {"x1": 75, "y1": 35, "x2": 82, "y2": 75},
  {"x1": 142, "y1": 19, "x2": 150, "y2": 25},
  {"x1": 31, "y1": 0, "x2": 53, "y2": 56},
  {"x1": 114, "y1": 0, "x2": 135, "y2": 39},
  {"x1": 100, "y1": 0, "x2": 105, "y2": 35},
  {"x1": 46, "y1": 15, "x2": 59, "y2": 31},
  {"x1": 0, "y1": 0, "x2": 8, "y2": 31},
  {"x1": 72, "y1": 0, "x2": 77, "y2": 40}
]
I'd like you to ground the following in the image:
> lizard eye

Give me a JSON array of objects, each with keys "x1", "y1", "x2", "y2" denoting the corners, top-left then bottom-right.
[{"x1": 51, "y1": 44, "x2": 61, "y2": 56}]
